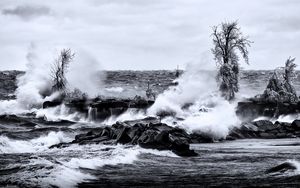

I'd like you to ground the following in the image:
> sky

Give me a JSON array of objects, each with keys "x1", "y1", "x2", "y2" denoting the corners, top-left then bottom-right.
[{"x1": 0, "y1": 0, "x2": 299, "y2": 70}]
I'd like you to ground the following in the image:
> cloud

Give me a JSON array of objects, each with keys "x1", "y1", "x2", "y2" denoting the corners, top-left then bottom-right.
[
  {"x1": 2, "y1": 5, "x2": 50, "y2": 20},
  {"x1": 0, "y1": 0, "x2": 299, "y2": 70}
]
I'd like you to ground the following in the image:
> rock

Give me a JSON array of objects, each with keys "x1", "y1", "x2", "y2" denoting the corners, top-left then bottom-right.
[
  {"x1": 49, "y1": 142, "x2": 71, "y2": 149},
  {"x1": 266, "y1": 162, "x2": 297, "y2": 174},
  {"x1": 52, "y1": 119, "x2": 198, "y2": 157},
  {"x1": 116, "y1": 127, "x2": 132, "y2": 144},
  {"x1": 190, "y1": 132, "x2": 214, "y2": 143},
  {"x1": 138, "y1": 129, "x2": 162, "y2": 149},
  {"x1": 228, "y1": 119, "x2": 300, "y2": 140},
  {"x1": 253, "y1": 120, "x2": 274, "y2": 131},
  {"x1": 170, "y1": 138, "x2": 197, "y2": 157},
  {"x1": 42, "y1": 101, "x2": 62, "y2": 108},
  {"x1": 236, "y1": 100, "x2": 300, "y2": 122},
  {"x1": 65, "y1": 98, "x2": 154, "y2": 121},
  {"x1": 240, "y1": 123, "x2": 259, "y2": 132},
  {"x1": 258, "y1": 132, "x2": 275, "y2": 139},
  {"x1": 291, "y1": 120, "x2": 300, "y2": 130}
]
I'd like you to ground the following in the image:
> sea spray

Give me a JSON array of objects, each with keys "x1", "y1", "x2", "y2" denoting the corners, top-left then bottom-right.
[
  {"x1": 0, "y1": 44, "x2": 53, "y2": 114},
  {"x1": 147, "y1": 63, "x2": 240, "y2": 139},
  {"x1": 66, "y1": 50, "x2": 105, "y2": 98},
  {"x1": 35, "y1": 104, "x2": 84, "y2": 122},
  {"x1": 0, "y1": 45, "x2": 105, "y2": 120},
  {"x1": 15, "y1": 43, "x2": 53, "y2": 109},
  {"x1": 103, "y1": 109, "x2": 147, "y2": 125}
]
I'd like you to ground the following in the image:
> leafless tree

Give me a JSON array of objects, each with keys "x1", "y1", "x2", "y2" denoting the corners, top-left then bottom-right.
[
  {"x1": 212, "y1": 21, "x2": 251, "y2": 100},
  {"x1": 51, "y1": 48, "x2": 75, "y2": 93}
]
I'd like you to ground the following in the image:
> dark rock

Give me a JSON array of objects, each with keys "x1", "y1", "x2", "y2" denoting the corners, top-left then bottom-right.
[
  {"x1": 291, "y1": 120, "x2": 300, "y2": 130},
  {"x1": 49, "y1": 142, "x2": 71, "y2": 149},
  {"x1": 48, "y1": 118, "x2": 200, "y2": 157},
  {"x1": 253, "y1": 120, "x2": 274, "y2": 131},
  {"x1": 116, "y1": 127, "x2": 132, "y2": 144},
  {"x1": 240, "y1": 123, "x2": 258, "y2": 132},
  {"x1": 65, "y1": 98, "x2": 154, "y2": 121},
  {"x1": 170, "y1": 138, "x2": 197, "y2": 157},
  {"x1": 266, "y1": 162, "x2": 297, "y2": 174},
  {"x1": 190, "y1": 132, "x2": 214, "y2": 143},
  {"x1": 42, "y1": 101, "x2": 62, "y2": 108},
  {"x1": 236, "y1": 100, "x2": 300, "y2": 122},
  {"x1": 228, "y1": 119, "x2": 300, "y2": 140}
]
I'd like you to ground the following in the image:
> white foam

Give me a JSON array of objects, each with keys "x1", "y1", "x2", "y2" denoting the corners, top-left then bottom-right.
[
  {"x1": 105, "y1": 87, "x2": 124, "y2": 93},
  {"x1": 147, "y1": 64, "x2": 240, "y2": 138},
  {"x1": 103, "y1": 109, "x2": 147, "y2": 125},
  {"x1": 287, "y1": 160, "x2": 300, "y2": 174},
  {"x1": 4, "y1": 144, "x2": 177, "y2": 188},
  {"x1": 35, "y1": 104, "x2": 84, "y2": 122},
  {"x1": 0, "y1": 131, "x2": 72, "y2": 154}
]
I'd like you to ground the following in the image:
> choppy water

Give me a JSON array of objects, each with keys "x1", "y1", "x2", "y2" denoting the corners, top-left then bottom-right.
[{"x1": 1, "y1": 70, "x2": 300, "y2": 187}]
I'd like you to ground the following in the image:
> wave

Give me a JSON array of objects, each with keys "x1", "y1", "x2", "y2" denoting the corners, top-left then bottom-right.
[
  {"x1": 0, "y1": 131, "x2": 73, "y2": 153},
  {"x1": 1, "y1": 142, "x2": 177, "y2": 188}
]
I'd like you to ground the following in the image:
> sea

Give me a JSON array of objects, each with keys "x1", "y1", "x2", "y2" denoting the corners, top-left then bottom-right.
[{"x1": 0, "y1": 70, "x2": 300, "y2": 187}]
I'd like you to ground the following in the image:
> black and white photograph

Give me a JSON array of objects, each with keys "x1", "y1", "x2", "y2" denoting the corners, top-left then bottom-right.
[{"x1": 1, "y1": 0, "x2": 300, "y2": 187}]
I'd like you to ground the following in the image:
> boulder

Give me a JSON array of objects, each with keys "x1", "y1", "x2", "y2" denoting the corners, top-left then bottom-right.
[
  {"x1": 266, "y1": 162, "x2": 297, "y2": 174},
  {"x1": 116, "y1": 127, "x2": 132, "y2": 144},
  {"x1": 291, "y1": 120, "x2": 300, "y2": 130},
  {"x1": 42, "y1": 101, "x2": 62, "y2": 108},
  {"x1": 50, "y1": 118, "x2": 198, "y2": 157},
  {"x1": 253, "y1": 120, "x2": 275, "y2": 131}
]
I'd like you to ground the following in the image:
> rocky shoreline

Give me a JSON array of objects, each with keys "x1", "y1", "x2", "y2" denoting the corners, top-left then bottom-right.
[
  {"x1": 50, "y1": 117, "x2": 198, "y2": 157},
  {"x1": 236, "y1": 99, "x2": 300, "y2": 122},
  {"x1": 228, "y1": 119, "x2": 300, "y2": 140},
  {"x1": 2, "y1": 97, "x2": 300, "y2": 157}
]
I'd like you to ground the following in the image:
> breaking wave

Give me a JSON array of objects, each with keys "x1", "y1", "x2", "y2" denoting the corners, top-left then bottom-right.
[{"x1": 0, "y1": 131, "x2": 72, "y2": 153}]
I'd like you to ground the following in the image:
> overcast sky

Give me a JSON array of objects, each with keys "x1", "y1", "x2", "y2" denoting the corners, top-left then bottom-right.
[{"x1": 0, "y1": 0, "x2": 299, "y2": 70}]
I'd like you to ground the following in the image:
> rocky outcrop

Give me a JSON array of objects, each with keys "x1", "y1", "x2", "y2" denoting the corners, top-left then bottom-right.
[
  {"x1": 227, "y1": 120, "x2": 300, "y2": 140},
  {"x1": 50, "y1": 118, "x2": 199, "y2": 157},
  {"x1": 43, "y1": 98, "x2": 154, "y2": 121},
  {"x1": 236, "y1": 99, "x2": 300, "y2": 122}
]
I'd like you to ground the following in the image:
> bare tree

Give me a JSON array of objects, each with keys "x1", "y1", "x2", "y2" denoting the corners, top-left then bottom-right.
[
  {"x1": 51, "y1": 48, "x2": 75, "y2": 93},
  {"x1": 212, "y1": 21, "x2": 251, "y2": 100}
]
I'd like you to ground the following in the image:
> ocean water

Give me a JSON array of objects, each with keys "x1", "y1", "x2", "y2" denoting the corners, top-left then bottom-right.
[{"x1": 1, "y1": 70, "x2": 300, "y2": 187}]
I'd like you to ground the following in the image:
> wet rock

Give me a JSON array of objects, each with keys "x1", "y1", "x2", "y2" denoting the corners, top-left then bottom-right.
[
  {"x1": 236, "y1": 100, "x2": 300, "y2": 122},
  {"x1": 291, "y1": 120, "x2": 300, "y2": 130},
  {"x1": 49, "y1": 142, "x2": 71, "y2": 149},
  {"x1": 266, "y1": 162, "x2": 297, "y2": 174},
  {"x1": 228, "y1": 120, "x2": 300, "y2": 140},
  {"x1": 51, "y1": 117, "x2": 199, "y2": 157},
  {"x1": 42, "y1": 101, "x2": 62, "y2": 108},
  {"x1": 116, "y1": 127, "x2": 132, "y2": 144},
  {"x1": 64, "y1": 98, "x2": 154, "y2": 121},
  {"x1": 253, "y1": 120, "x2": 275, "y2": 131}
]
